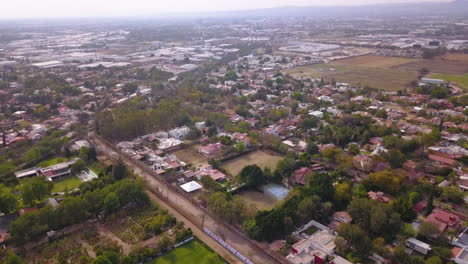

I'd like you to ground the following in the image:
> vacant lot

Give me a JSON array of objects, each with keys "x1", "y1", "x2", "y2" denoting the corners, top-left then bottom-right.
[
  {"x1": 238, "y1": 190, "x2": 279, "y2": 211},
  {"x1": 52, "y1": 175, "x2": 82, "y2": 193},
  {"x1": 148, "y1": 239, "x2": 224, "y2": 264},
  {"x1": 333, "y1": 55, "x2": 419, "y2": 68},
  {"x1": 172, "y1": 145, "x2": 208, "y2": 168},
  {"x1": 221, "y1": 150, "x2": 283, "y2": 176},
  {"x1": 430, "y1": 73, "x2": 468, "y2": 90}
]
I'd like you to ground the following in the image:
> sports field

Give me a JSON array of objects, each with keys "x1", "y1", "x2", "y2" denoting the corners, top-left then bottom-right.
[
  {"x1": 149, "y1": 240, "x2": 224, "y2": 264},
  {"x1": 285, "y1": 54, "x2": 468, "y2": 91},
  {"x1": 51, "y1": 175, "x2": 82, "y2": 193}
]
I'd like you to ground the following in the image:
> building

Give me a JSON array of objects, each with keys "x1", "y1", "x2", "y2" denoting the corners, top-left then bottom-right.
[
  {"x1": 200, "y1": 143, "x2": 223, "y2": 157},
  {"x1": 406, "y1": 238, "x2": 431, "y2": 255},
  {"x1": 288, "y1": 230, "x2": 336, "y2": 264},
  {"x1": 169, "y1": 126, "x2": 190, "y2": 139},
  {"x1": 420, "y1": 78, "x2": 445, "y2": 86},
  {"x1": 426, "y1": 209, "x2": 461, "y2": 233},
  {"x1": 180, "y1": 181, "x2": 202, "y2": 193},
  {"x1": 329, "y1": 212, "x2": 352, "y2": 231},
  {"x1": 41, "y1": 159, "x2": 79, "y2": 181},
  {"x1": 368, "y1": 191, "x2": 391, "y2": 203}
]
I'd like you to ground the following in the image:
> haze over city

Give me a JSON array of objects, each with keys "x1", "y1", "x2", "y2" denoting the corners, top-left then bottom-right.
[
  {"x1": 0, "y1": 0, "x2": 467, "y2": 264},
  {"x1": 1, "y1": 0, "x2": 453, "y2": 19}
]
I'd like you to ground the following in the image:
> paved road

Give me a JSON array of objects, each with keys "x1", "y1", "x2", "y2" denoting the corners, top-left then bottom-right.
[{"x1": 93, "y1": 136, "x2": 282, "y2": 264}]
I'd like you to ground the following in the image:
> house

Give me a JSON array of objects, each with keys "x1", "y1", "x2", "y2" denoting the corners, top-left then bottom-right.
[
  {"x1": 14, "y1": 167, "x2": 40, "y2": 179},
  {"x1": 40, "y1": 159, "x2": 78, "y2": 181},
  {"x1": 195, "y1": 165, "x2": 226, "y2": 181},
  {"x1": 158, "y1": 138, "x2": 183, "y2": 152},
  {"x1": 293, "y1": 167, "x2": 312, "y2": 186},
  {"x1": 368, "y1": 191, "x2": 391, "y2": 203},
  {"x1": 426, "y1": 209, "x2": 461, "y2": 233},
  {"x1": 288, "y1": 230, "x2": 336, "y2": 264},
  {"x1": 200, "y1": 143, "x2": 223, "y2": 157},
  {"x1": 451, "y1": 247, "x2": 468, "y2": 264},
  {"x1": 309, "y1": 111, "x2": 324, "y2": 119},
  {"x1": 329, "y1": 211, "x2": 352, "y2": 231},
  {"x1": 169, "y1": 126, "x2": 190, "y2": 139},
  {"x1": 406, "y1": 238, "x2": 431, "y2": 255},
  {"x1": 353, "y1": 154, "x2": 371, "y2": 172}
]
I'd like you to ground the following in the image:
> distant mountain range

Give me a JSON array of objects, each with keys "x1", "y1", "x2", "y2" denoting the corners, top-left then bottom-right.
[{"x1": 187, "y1": 0, "x2": 468, "y2": 18}]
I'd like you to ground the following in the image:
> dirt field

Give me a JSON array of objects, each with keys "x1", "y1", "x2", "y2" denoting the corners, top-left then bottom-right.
[
  {"x1": 285, "y1": 54, "x2": 468, "y2": 90},
  {"x1": 285, "y1": 63, "x2": 418, "y2": 91},
  {"x1": 394, "y1": 58, "x2": 468, "y2": 75},
  {"x1": 172, "y1": 145, "x2": 208, "y2": 168},
  {"x1": 238, "y1": 190, "x2": 279, "y2": 211},
  {"x1": 333, "y1": 55, "x2": 419, "y2": 68},
  {"x1": 440, "y1": 53, "x2": 468, "y2": 62},
  {"x1": 221, "y1": 150, "x2": 283, "y2": 176}
]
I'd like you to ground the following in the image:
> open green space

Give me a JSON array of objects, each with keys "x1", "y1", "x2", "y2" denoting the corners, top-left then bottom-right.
[
  {"x1": 148, "y1": 240, "x2": 224, "y2": 264},
  {"x1": 51, "y1": 175, "x2": 82, "y2": 193},
  {"x1": 37, "y1": 157, "x2": 68, "y2": 167},
  {"x1": 430, "y1": 73, "x2": 468, "y2": 90}
]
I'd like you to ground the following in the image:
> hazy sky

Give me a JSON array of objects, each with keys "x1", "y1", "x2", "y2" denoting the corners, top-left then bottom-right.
[{"x1": 1, "y1": 0, "x2": 450, "y2": 19}]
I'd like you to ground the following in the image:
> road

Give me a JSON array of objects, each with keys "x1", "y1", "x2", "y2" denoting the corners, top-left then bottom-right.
[{"x1": 92, "y1": 134, "x2": 284, "y2": 264}]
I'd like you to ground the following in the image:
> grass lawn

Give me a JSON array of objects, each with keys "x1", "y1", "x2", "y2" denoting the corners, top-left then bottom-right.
[
  {"x1": 172, "y1": 146, "x2": 208, "y2": 168},
  {"x1": 221, "y1": 150, "x2": 283, "y2": 176},
  {"x1": 37, "y1": 157, "x2": 68, "y2": 167},
  {"x1": 52, "y1": 175, "x2": 82, "y2": 193},
  {"x1": 148, "y1": 240, "x2": 224, "y2": 264},
  {"x1": 430, "y1": 73, "x2": 468, "y2": 90}
]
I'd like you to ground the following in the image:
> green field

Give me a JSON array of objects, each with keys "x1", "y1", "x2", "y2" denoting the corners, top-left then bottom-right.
[
  {"x1": 148, "y1": 240, "x2": 224, "y2": 264},
  {"x1": 430, "y1": 73, "x2": 468, "y2": 90},
  {"x1": 37, "y1": 157, "x2": 68, "y2": 167},
  {"x1": 51, "y1": 175, "x2": 82, "y2": 193}
]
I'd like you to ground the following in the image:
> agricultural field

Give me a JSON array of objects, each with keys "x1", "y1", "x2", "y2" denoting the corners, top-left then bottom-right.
[
  {"x1": 285, "y1": 54, "x2": 468, "y2": 91},
  {"x1": 221, "y1": 150, "x2": 283, "y2": 176},
  {"x1": 51, "y1": 175, "x2": 82, "y2": 193},
  {"x1": 148, "y1": 239, "x2": 224, "y2": 264},
  {"x1": 172, "y1": 145, "x2": 208, "y2": 168},
  {"x1": 111, "y1": 205, "x2": 175, "y2": 245}
]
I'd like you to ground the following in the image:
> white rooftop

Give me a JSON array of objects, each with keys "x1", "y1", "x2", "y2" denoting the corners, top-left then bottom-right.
[{"x1": 180, "y1": 181, "x2": 202, "y2": 193}]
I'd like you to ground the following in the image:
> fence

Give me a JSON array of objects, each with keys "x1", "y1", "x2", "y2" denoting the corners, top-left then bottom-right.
[
  {"x1": 91, "y1": 134, "x2": 291, "y2": 264},
  {"x1": 204, "y1": 227, "x2": 254, "y2": 264}
]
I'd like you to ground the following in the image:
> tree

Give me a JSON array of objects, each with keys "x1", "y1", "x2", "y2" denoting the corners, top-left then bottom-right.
[
  {"x1": 368, "y1": 170, "x2": 403, "y2": 194},
  {"x1": 337, "y1": 223, "x2": 372, "y2": 257},
  {"x1": 418, "y1": 221, "x2": 440, "y2": 239},
  {"x1": 20, "y1": 177, "x2": 49, "y2": 206},
  {"x1": 112, "y1": 160, "x2": 127, "y2": 180},
  {"x1": 236, "y1": 142, "x2": 246, "y2": 153},
  {"x1": 121, "y1": 256, "x2": 136, "y2": 264},
  {"x1": 0, "y1": 192, "x2": 18, "y2": 214},
  {"x1": 91, "y1": 256, "x2": 112, "y2": 264},
  {"x1": 334, "y1": 182, "x2": 352, "y2": 210},
  {"x1": 347, "y1": 144, "x2": 360, "y2": 155},
  {"x1": 385, "y1": 149, "x2": 406, "y2": 168},
  {"x1": 6, "y1": 254, "x2": 23, "y2": 264},
  {"x1": 103, "y1": 193, "x2": 120, "y2": 215},
  {"x1": 426, "y1": 256, "x2": 442, "y2": 264},
  {"x1": 238, "y1": 165, "x2": 265, "y2": 188},
  {"x1": 122, "y1": 82, "x2": 138, "y2": 95},
  {"x1": 441, "y1": 186, "x2": 465, "y2": 204},
  {"x1": 71, "y1": 159, "x2": 87, "y2": 174},
  {"x1": 306, "y1": 141, "x2": 319, "y2": 155}
]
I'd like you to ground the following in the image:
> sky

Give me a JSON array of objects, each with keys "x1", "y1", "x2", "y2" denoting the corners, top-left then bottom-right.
[{"x1": 1, "y1": 0, "x2": 451, "y2": 19}]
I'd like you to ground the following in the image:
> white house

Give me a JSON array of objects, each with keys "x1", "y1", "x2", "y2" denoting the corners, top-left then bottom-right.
[
  {"x1": 406, "y1": 238, "x2": 431, "y2": 255},
  {"x1": 169, "y1": 126, "x2": 190, "y2": 139}
]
